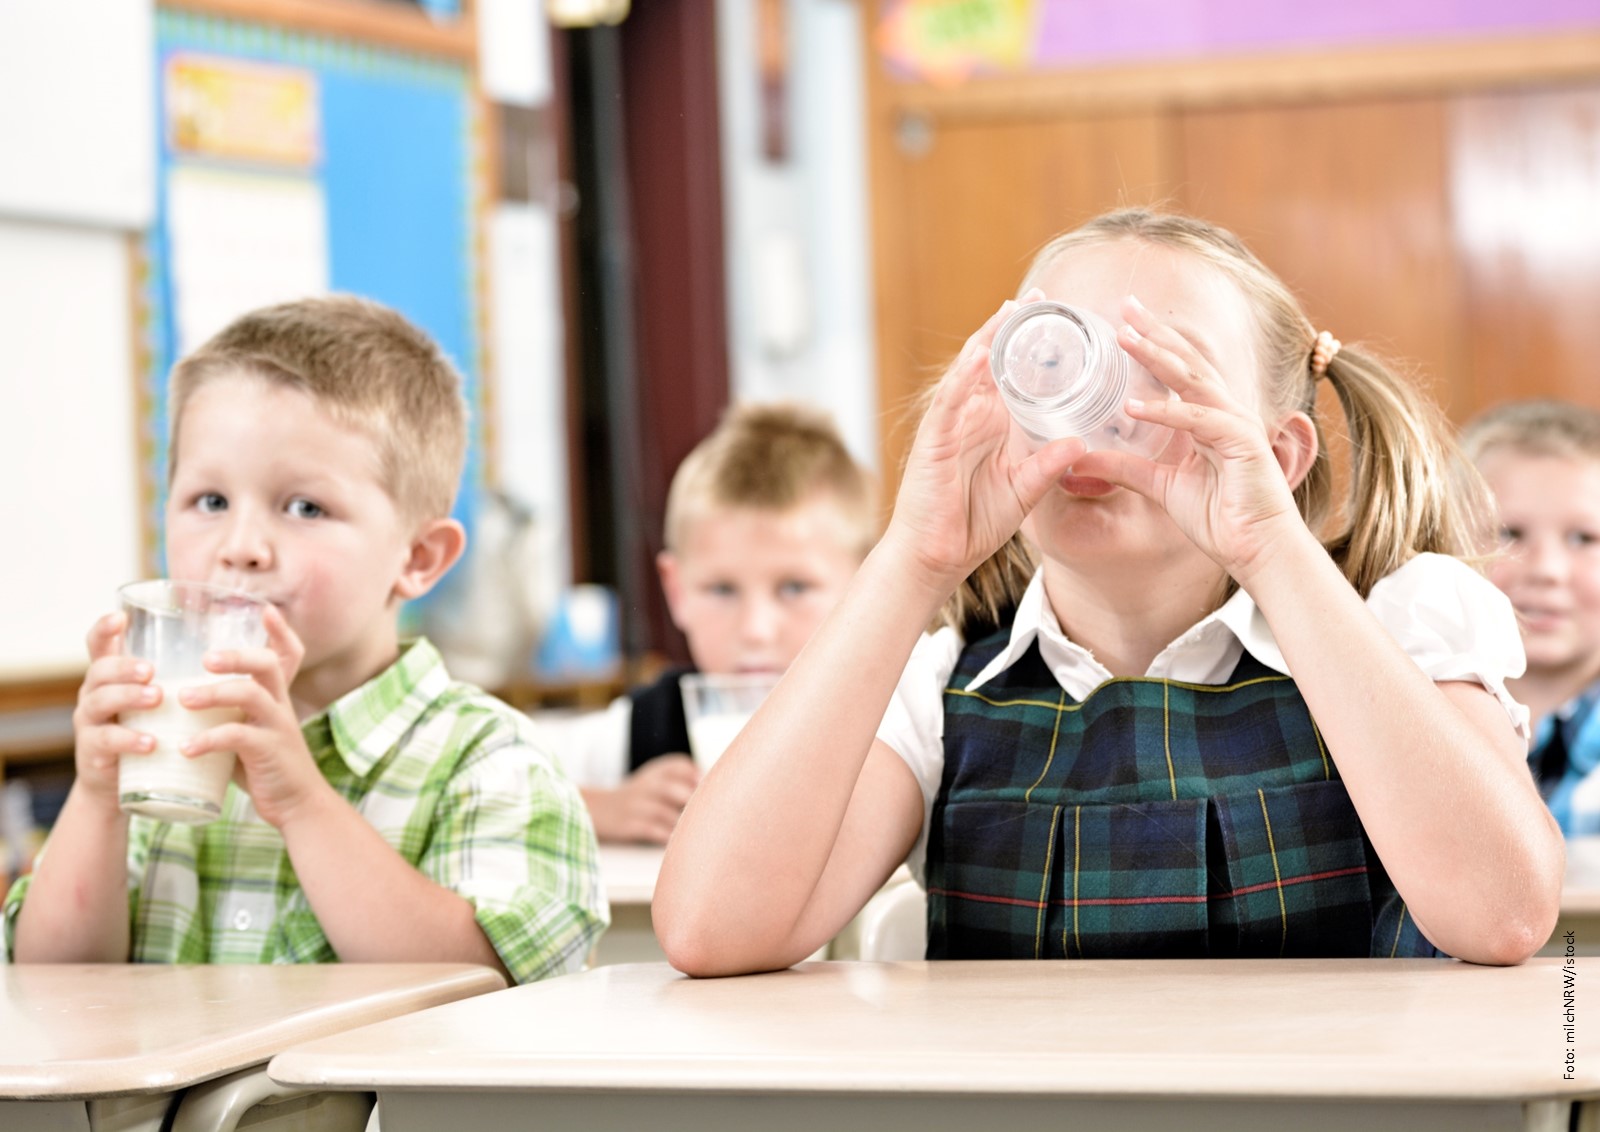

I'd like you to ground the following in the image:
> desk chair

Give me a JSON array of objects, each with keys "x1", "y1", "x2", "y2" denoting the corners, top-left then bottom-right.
[{"x1": 855, "y1": 875, "x2": 927, "y2": 961}]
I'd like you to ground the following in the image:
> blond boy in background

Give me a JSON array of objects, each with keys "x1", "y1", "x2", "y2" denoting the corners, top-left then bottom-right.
[
  {"x1": 543, "y1": 403, "x2": 877, "y2": 843},
  {"x1": 1465, "y1": 399, "x2": 1600, "y2": 836},
  {"x1": 4, "y1": 296, "x2": 606, "y2": 982}
]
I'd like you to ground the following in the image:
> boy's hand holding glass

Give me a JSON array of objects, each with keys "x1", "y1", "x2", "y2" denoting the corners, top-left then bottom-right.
[
  {"x1": 72, "y1": 611, "x2": 162, "y2": 812},
  {"x1": 114, "y1": 580, "x2": 270, "y2": 824},
  {"x1": 170, "y1": 602, "x2": 328, "y2": 831}
]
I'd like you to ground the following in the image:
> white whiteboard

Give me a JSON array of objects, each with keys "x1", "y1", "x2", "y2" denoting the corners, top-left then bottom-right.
[
  {"x1": 0, "y1": 219, "x2": 141, "y2": 676},
  {"x1": 0, "y1": 0, "x2": 155, "y2": 229}
]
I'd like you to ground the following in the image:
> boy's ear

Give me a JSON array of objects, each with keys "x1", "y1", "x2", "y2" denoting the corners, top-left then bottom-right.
[
  {"x1": 1270, "y1": 410, "x2": 1319, "y2": 493},
  {"x1": 394, "y1": 517, "x2": 468, "y2": 602},
  {"x1": 656, "y1": 550, "x2": 689, "y2": 632}
]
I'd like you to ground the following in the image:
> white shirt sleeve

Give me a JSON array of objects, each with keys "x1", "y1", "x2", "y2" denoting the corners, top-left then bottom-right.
[
  {"x1": 874, "y1": 626, "x2": 964, "y2": 887},
  {"x1": 524, "y1": 697, "x2": 633, "y2": 788},
  {"x1": 1362, "y1": 552, "x2": 1530, "y2": 738}
]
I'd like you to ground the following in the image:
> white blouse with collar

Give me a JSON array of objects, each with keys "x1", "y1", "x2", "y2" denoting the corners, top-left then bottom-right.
[{"x1": 874, "y1": 552, "x2": 1528, "y2": 884}]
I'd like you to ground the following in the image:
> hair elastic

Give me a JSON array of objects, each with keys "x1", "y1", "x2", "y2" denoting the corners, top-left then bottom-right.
[{"x1": 1310, "y1": 330, "x2": 1342, "y2": 378}]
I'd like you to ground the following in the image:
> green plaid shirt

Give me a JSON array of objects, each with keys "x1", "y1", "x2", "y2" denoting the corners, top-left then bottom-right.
[{"x1": 3, "y1": 638, "x2": 607, "y2": 984}]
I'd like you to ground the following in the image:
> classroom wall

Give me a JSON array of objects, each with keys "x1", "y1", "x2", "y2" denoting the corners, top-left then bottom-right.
[
  {"x1": 0, "y1": 0, "x2": 154, "y2": 676},
  {"x1": 0, "y1": 222, "x2": 143, "y2": 676}
]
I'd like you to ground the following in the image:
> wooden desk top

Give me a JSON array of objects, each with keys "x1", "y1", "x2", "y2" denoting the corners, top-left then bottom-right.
[
  {"x1": 1, "y1": 963, "x2": 505, "y2": 1100},
  {"x1": 597, "y1": 843, "x2": 663, "y2": 905},
  {"x1": 271, "y1": 959, "x2": 1595, "y2": 1103}
]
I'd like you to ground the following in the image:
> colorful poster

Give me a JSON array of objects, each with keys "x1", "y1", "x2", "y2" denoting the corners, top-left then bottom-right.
[
  {"x1": 166, "y1": 55, "x2": 320, "y2": 168},
  {"x1": 877, "y1": 0, "x2": 1041, "y2": 85}
]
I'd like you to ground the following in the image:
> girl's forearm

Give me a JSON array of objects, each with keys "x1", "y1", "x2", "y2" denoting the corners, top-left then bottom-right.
[
  {"x1": 1238, "y1": 526, "x2": 1563, "y2": 964},
  {"x1": 11, "y1": 784, "x2": 131, "y2": 962},
  {"x1": 655, "y1": 539, "x2": 946, "y2": 965}
]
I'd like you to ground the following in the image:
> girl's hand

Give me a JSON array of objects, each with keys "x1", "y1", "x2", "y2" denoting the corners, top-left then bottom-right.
[
  {"x1": 882, "y1": 293, "x2": 1084, "y2": 596},
  {"x1": 175, "y1": 604, "x2": 328, "y2": 829},
  {"x1": 70, "y1": 611, "x2": 156, "y2": 812},
  {"x1": 1068, "y1": 295, "x2": 1309, "y2": 581}
]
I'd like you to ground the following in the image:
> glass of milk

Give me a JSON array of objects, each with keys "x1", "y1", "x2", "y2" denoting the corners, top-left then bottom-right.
[
  {"x1": 679, "y1": 672, "x2": 780, "y2": 772},
  {"x1": 116, "y1": 580, "x2": 268, "y2": 824}
]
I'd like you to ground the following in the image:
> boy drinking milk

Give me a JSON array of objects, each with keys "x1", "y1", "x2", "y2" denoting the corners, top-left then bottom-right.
[
  {"x1": 4, "y1": 296, "x2": 606, "y2": 983},
  {"x1": 542, "y1": 402, "x2": 877, "y2": 844}
]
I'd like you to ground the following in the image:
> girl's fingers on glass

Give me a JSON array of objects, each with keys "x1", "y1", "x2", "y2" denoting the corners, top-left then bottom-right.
[
  {"x1": 1118, "y1": 324, "x2": 1230, "y2": 407},
  {"x1": 1125, "y1": 397, "x2": 1251, "y2": 453}
]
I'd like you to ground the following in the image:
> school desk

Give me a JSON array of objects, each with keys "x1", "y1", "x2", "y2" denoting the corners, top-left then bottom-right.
[
  {"x1": 590, "y1": 844, "x2": 890, "y2": 966},
  {"x1": 0, "y1": 962, "x2": 504, "y2": 1132},
  {"x1": 269, "y1": 958, "x2": 1594, "y2": 1132},
  {"x1": 1554, "y1": 836, "x2": 1600, "y2": 957},
  {"x1": 593, "y1": 843, "x2": 667, "y2": 965}
]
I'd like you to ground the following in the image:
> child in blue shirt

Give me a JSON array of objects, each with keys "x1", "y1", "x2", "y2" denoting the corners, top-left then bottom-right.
[
  {"x1": 1466, "y1": 399, "x2": 1600, "y2": 836},
  {"x1": 655, "y1": 208, "x2": 1561, "y2": 972}
]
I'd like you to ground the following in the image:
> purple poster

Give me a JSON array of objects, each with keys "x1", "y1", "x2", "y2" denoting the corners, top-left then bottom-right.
[{"x1": 1031, "y1": 0, "x2": 1600, "y2": 68}]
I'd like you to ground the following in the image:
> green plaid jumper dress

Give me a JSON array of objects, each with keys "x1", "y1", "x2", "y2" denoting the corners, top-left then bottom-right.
[{"x1": 925, "y1": 627, "x2": 1441, "y2": 959}]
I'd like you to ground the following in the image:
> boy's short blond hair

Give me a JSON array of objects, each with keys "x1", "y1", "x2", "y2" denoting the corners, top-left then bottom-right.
[
  {"x1": 1462, "y1": 399, "x2": 1600, "y2": 466},
  {"x1": 663, "y1": 402, "x2": 877, "y2": 559},
  {"x1": 168, "y1": 295, "x2": 468, "y2": 524}
]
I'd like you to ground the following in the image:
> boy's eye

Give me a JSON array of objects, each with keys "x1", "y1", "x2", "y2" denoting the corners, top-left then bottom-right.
[
  {"x1": 1568, "y1": 530, "x2": 1599, "y2": 549},
  {"x1": 287, "y1": 498, "x2": 325, "y2": 520},
  {"x1": 196, "y1": 493, "x2": 227, "y2": 514},
  {"x1": 1499, "y1": 526, "x2": 1522, "y2": 546},
  {"x1": 706, "y1": 582, "x2": 737, "y2": 598},
  {"x1": 777, "y1": 580, "x2": 813, "y2": 600}
]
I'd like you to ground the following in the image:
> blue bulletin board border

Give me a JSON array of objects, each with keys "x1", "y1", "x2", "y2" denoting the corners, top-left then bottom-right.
[{"x1": 138, "y1": 9, "x2": 485, "y2": 580}]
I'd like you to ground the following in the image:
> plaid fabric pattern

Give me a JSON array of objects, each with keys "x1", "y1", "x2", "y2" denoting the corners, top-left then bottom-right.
[
  {"x1": 926, "y1": 629, "x2": 1438, "y2": 960},
  {"x1": 3, "y1": 639, "x2": 607, "y2": 983}
]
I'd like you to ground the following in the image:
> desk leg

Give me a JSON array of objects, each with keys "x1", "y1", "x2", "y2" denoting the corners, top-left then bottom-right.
[
  {"x1": 170, "y1": 1064, "x2": 373, "y2": 1132},
  {"x1": 88, "y1": 1095, "x2": 171, "y2": 1132}
]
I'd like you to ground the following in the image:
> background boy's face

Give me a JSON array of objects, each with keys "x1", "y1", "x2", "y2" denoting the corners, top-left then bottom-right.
[
  {"x1": 1480, "y1": 447, "x2": 1600, "y2": 678},
  {"x1": 165, "y1": 373, "x2": 416, "y2": 683},
  {"x1": 658, "y1": 497, "x2": 863, "y2": 676}
]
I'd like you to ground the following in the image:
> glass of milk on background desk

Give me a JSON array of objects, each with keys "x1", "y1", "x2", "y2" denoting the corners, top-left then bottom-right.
[
  {"x1": 116, "y1": 580, "x2": 267, "y2": 824},
  {"x1": 680, "y1": 673, "x2": 780, "y2": 772}
]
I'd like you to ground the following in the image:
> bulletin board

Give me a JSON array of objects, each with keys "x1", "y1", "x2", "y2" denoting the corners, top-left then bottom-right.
[{"x1": 138, "y1": 7, "x2": 487, "y2": 573}]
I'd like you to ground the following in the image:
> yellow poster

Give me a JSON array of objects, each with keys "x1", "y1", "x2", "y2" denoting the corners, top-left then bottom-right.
[
  {"x1": 166, "y1": 54, "x2": 320, "y2": 168},
  {"x1": 877, "y1": 0, "x2": 1040, "y2": 86}
]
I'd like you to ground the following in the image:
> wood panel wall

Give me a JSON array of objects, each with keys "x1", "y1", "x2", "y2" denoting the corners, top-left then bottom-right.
[{"x1": 866, "y1": 29, "x2": 1600, "y2": 484}]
